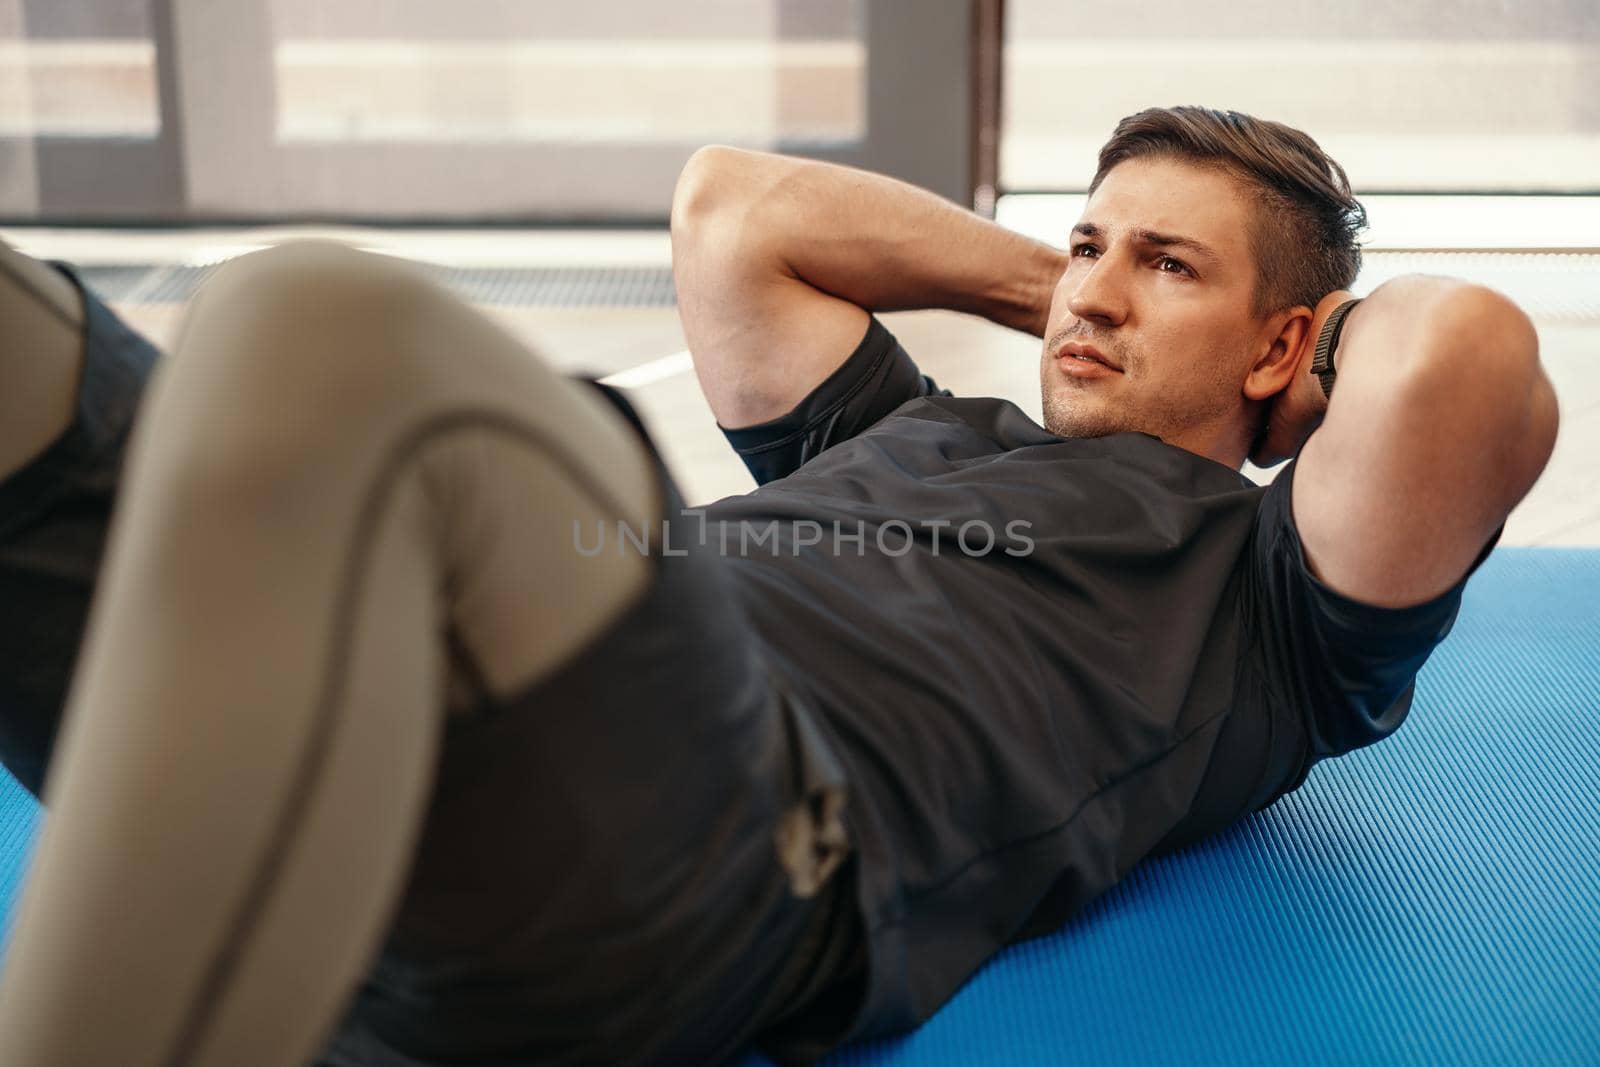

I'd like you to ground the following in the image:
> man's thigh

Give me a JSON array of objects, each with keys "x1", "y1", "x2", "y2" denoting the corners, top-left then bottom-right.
[{"x1": 347, "y1": 405, "x2": 850, "y2": 1063}]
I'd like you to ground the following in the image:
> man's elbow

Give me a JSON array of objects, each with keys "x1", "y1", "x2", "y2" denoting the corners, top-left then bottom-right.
[
  {"x1": 1507, "y1": 367, "x2": 1560, "y2": 513},
  {"x1": 671, "y1": 145, "x2": 752, "y2": 241}
]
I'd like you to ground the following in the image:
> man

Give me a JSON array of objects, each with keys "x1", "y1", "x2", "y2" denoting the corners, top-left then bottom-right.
[{"x1": 0, "y1": 106, "x2": 1558, "y2": 1066}]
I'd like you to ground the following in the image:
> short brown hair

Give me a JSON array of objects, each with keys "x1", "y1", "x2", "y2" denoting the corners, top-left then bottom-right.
[{"x1": 1088, "y1": 106, "x2": 1367, "y2": 319}]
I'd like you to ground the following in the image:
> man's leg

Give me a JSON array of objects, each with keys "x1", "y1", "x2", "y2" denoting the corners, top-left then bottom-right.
[
  {"x1": 0, "y1": 241, "x2": 668, "y2": 1065},
  {"x1": 0, "y1": 239, "x2": 83, "y2": 483}
]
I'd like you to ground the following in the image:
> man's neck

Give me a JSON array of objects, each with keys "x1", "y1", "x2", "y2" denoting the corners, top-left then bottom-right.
[{"x1": 1164, "y1": 414, "x2": 1253, "y2": 474}]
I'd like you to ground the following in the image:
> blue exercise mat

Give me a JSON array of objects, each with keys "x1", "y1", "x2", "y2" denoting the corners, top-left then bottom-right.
[
  {"x1": 3, "y1": 548, "x2": 1597, "y2": 1065},
  {"x1": 0, "y1": 764, "x2": 38, "y2": 951}
]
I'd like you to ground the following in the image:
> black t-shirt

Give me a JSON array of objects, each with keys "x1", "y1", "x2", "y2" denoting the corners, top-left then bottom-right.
[{"x1": 707, "y1": 316, "x2": 1500, "y2": 1049}]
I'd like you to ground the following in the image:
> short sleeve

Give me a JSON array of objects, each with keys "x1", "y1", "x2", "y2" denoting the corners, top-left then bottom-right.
[
  {"x1": 718, "y1": 315, "x2": 952, "y2": 486},
  {"x1": 1245, "y1": 455, "x2": 1502, "y2": 773}
]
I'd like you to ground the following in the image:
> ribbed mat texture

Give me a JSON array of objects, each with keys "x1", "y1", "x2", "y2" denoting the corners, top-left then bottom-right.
[{"x1": 2, "y1": 548, "x2": 1596, "y2": 1065}]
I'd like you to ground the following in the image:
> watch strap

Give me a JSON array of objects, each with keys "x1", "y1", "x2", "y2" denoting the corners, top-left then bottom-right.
[{"x1": 1311, "y1": 297, "x2": 1363, "y2": 399}]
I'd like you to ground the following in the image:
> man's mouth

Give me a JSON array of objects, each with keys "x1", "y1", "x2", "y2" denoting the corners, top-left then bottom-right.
[{"x1": 1055, "y1": 340, "x2": 1123, "y2": 372}]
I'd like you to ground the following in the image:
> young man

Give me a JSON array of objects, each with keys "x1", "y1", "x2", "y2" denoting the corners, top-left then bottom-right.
[{"x1": 0, "y1": 107, "x2": 1558, "y2": 1066}]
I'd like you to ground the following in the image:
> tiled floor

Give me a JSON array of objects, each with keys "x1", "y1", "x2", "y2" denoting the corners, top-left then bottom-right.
[{"x1": 5, "y1": 226, "x2": 1596, "y2": 544}]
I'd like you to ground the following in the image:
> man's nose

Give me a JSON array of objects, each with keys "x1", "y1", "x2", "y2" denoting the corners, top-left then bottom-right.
[{"x1": 1065, "y1": 258, "x2": 1128, "y2": 327}]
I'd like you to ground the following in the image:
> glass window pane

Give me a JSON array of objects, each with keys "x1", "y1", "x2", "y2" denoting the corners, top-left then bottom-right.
[
  {"x1": 269, "y1": 1, "x2": 865, "y2": 146},
  {"x1": 1002, "y1": 0, "x2": 1600, "y2": 192},
  {"x1": 0, "y1": 0, "x2": 158, "y2": 138}
]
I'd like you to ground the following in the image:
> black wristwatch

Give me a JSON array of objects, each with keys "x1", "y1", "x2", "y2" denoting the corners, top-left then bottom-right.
[{"x1": 1311, "y1": 297, "x2": 1363, "y2": 399}]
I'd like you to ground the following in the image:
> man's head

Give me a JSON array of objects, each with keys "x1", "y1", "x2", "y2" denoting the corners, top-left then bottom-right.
[{"x1": 1038, "y1": 105, "x2": 1367, "y2": 468}]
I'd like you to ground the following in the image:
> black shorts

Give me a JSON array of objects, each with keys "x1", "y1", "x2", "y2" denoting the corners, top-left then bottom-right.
[
  {"x1": 0, "y1": 269, "x2": 863, "y2": 1066},
  {"x1": 0, "y1": 263, "x2": 156, "y2": 798},
  {"x1": 329, "y1": 380, "x2": 867, "y2": 1066}
]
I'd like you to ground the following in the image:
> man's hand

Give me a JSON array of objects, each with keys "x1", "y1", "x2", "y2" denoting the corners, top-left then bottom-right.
[{"x1": 1251, "y1": 288, "x2": 1357, "y2": 467}]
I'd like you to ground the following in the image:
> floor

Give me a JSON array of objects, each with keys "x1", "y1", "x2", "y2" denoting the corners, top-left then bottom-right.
[{"x1": 4, "y1": 224, "x2": 1596, "y2": 545}]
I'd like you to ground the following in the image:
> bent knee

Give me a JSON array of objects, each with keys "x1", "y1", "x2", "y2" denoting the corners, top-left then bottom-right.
[
  {"x1": 182, "y1": 240, "x2": 450, "y2": 404},
  {"x1": 151, "y1": 242, "x2": 479, "y2": 476}
]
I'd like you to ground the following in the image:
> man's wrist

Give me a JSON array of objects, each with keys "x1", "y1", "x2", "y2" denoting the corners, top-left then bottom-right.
[
  {"x1": 1009, "y1": 246, "x2": 1068, "y2": 337},
  {"x1": 1040, "y1": 248, "x2": 1070, "y2": 334}
]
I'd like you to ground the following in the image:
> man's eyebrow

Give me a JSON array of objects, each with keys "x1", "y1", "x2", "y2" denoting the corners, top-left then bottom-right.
[{"x1": 1070, "y1": 221, "x2": 1223, "y2": 266}]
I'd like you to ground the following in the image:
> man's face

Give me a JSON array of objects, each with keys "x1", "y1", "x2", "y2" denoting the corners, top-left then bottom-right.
[{"x1": 1038, "y1": 156, "x2": 1270, "y2": 456}]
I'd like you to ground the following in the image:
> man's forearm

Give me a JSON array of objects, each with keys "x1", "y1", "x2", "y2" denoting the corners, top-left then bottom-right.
[
  {"x1": 673, "y1": 146, "x2": 1066, "y2": 337},
  {"x1": 1324, "y1": 274, "x2": 1556, "y2": 515},
  {"x1": 1332, "y1": 275, "x2": 1533, "y2": 384},
  {"x1": 1332, "y1": 275, "x2": 1547, "y2": 431}
]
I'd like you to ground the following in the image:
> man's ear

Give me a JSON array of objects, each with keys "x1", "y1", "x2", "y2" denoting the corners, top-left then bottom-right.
[{"x1": 1243, "y1": 306, "x2": 1315, "y2": 402}]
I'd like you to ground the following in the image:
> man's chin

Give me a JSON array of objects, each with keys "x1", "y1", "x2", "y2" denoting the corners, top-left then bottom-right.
[{"x1": 1041, "y1": 402, "x2": 1134, "y2": 441}]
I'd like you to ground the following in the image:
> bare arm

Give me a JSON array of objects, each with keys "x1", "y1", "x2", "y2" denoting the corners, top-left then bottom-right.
[
  {"x1": 1282, "y1": 277, "x2": 1559, "y2": 608},
  {"x1": 670, "y1": 146, "x2": 1067, "y2": 428}
]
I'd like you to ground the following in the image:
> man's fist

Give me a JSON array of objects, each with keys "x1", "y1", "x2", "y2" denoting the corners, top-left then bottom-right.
[{"x1": 1251, "y1": 288, "x2": 1358, "y2": 467}]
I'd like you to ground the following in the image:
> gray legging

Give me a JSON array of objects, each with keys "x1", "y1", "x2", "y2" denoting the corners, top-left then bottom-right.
[
  {"x1": 0, "y1": 240, "x2": 698, "y2": 1064},
  {"x1": 0, "y1": 237, "x2": 84, "y2": 484}
]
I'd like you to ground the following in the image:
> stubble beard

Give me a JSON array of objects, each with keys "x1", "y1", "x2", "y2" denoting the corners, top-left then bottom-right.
[
  {"x1": 1040, "y1": 370, "x2": 1237, "y2": 446},
  {"x1": 1041, "y1": 387, "x2": 1132, "y2": 439}
]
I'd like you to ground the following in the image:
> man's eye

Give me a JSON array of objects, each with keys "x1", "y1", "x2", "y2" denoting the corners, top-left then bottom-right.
[{"x1": 1075, "y1": 241, "x2": 1190, "y2": 275}]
